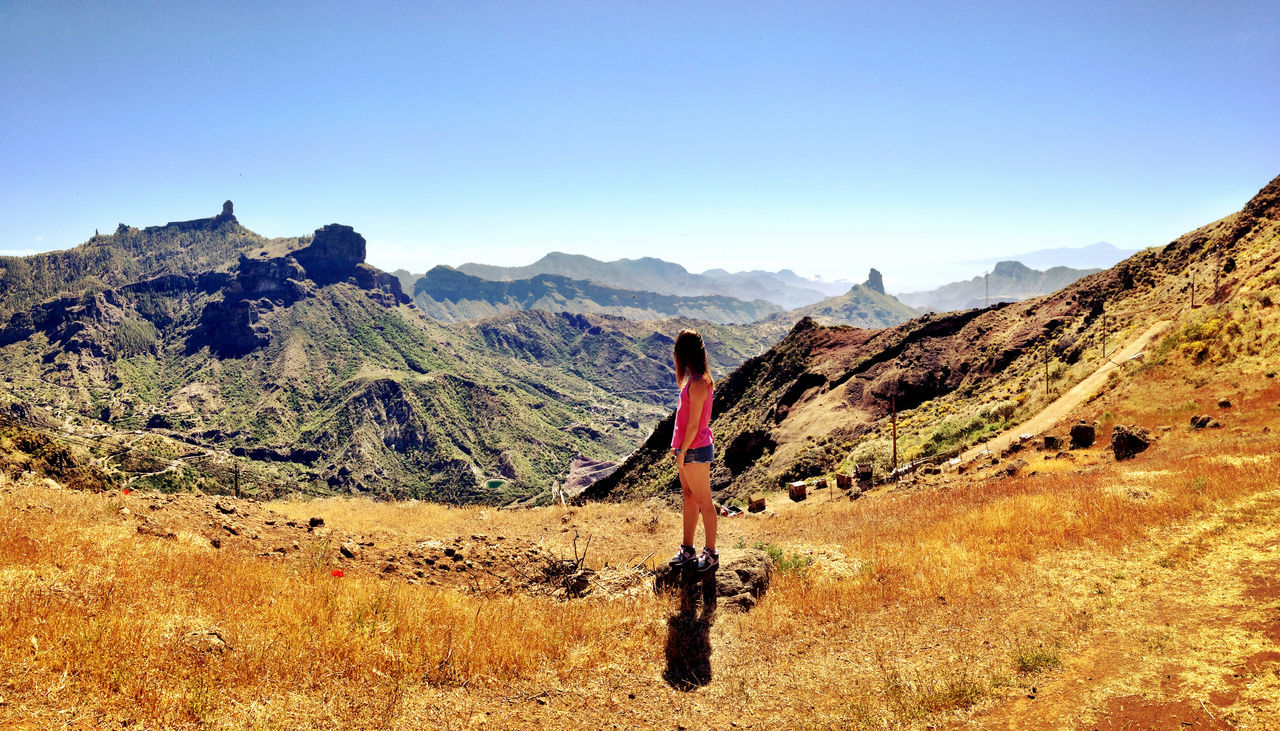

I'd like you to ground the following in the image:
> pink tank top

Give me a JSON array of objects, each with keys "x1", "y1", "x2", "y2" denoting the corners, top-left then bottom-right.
[{"x1": 672, "y1": 379, "x2": 713, "y2": 449}]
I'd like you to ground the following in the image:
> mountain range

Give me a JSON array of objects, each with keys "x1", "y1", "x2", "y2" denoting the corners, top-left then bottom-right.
[
  {"x1": 897, "y1": 260, "x2": 1102, "y2": 312},
  {"x1": 416, "y1": 246, "x2": 1121, "y2": 323},
  {"x1": 408, "y1": 262, "x2": 917, "y2": 330},
  {"x1": 410, "y1": 265, "x2": 784, "y2": 324},
  {"x1": 5, "y1": 175, "x2": 1274, "y2": 507},
  {"x1": 453, "y1": 252, "x2": 841, "y2": 309}
]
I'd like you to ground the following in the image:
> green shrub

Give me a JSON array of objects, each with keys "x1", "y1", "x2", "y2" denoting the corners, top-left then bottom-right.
[
  {"x1": 918, "y1": 672, "x2": 986, "y2": 712},
  {"x1": 980, "y1": 400, "x2": 1017, "y2": 422},
  {"x1": 777, "y1": 442, "x2": 836, "y2": 484},
  {"x1": 845, "y1": 437, "x2": 893, "y2": 478},
  {"x1": 752, "y1": 542, "x2": 814, "y2": 573},
  {"x1": 918, "y1": 413, "x2": 1000, "y2": 457},
  {"x1": 1013, "y1": 644, "x2": 1061, "y2": 674}
]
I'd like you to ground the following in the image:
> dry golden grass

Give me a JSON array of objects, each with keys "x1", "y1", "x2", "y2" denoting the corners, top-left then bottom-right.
[
  {"x1": 4, "y1": 308, "x2": 1280, "y2": 728},
  {"x1": 1, "y1": 486, "x2": 665, "y2": 728}
]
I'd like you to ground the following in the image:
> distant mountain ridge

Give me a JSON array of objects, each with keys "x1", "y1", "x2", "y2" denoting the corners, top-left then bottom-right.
[
  {"x1": 414, "y1": 264, "x2": 918, "y2": 330},
  {"x1": 412, "y1": 266, "x2": 783, "y2": 324},
  {"x1": 899, "y1": 260, "x2": 1102, "y2": 312},
  {"x1": 960, "y1": 242, "x2": 1140, "y2": 272},
  {"x1": 456, "y1": 252, "x2": 837, "y2": 309}
]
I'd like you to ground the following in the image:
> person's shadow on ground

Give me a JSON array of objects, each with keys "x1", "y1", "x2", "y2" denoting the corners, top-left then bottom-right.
[{"x1": 661, "y1": 568, "x2": 718, "y2": 690}]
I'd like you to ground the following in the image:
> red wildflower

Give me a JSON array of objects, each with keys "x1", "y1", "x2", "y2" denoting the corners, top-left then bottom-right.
[{"x1": 331, "y1": 569, "x2": 344, "y2": 577}]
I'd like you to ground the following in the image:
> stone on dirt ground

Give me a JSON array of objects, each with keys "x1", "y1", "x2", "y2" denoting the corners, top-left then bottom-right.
[
  {"x1": 1111, "y1": 424, "x2": 1151, "y2": 461},
  {"x1": 652, "y1": 548, "x2": 773, "y2": 611},
  {"x1": 1069, "y1": 421, "x2": 1096, "y2": 448}
]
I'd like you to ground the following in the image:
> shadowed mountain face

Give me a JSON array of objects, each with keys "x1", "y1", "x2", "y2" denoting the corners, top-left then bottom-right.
[
  {"x1": 188, "y1": 223, "x2": 410, "y2": 356},
  {"x1": 0, "y1": 205, "x2": 785, "y2": 503},
  {"x1": 464, "y1": 309, "x2": 787, "y2": 408},
  {"x1": 898, "y1": 261, "x2": 1103, "y2": 312},
  {"x1": 585, "y1": 174, "x2": 1280, "y2": 502},
  {"x1": 412, "y1": 266, "x2": 784, "y2": 324}
]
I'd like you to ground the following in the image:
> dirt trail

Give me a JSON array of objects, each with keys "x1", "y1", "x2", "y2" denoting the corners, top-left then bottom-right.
[
  {"x1": 961, "y1": 320, "x2": 1169, "y2": 463},
  {"x1": 968, "y1": 473, "x2": 1280, "y2": 729}
]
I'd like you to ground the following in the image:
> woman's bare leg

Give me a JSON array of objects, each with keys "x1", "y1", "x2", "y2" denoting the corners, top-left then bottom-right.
[
  {"x1": 679, "y1": 468, "x2": 697, "y2": 546},
  {"x1": 683, "y1": 462, "x2": 716, "y2": 550}
]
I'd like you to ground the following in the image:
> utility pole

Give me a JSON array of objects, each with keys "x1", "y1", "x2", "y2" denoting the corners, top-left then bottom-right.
[
  {"x1": 1214, "y1": 246, "x2": 1222, "y2": 304},
  {"x1": 1044, "y1": 345, "x2": 1050, "y2": 401},
  {"x1": 234, "y1": 463, "x2": 241, "y2": 499},
  {"x1": 891, "y1": 393, "x2": 898, "y2": 477},
  {"x1": 984, "y1": 271, "x2": 990, "y2": 309},
  {"x1": 1190, "y1": 271, "x2": 1196, "y2": 309},
  {"x1": 1101, "y1": 305, "x2": 1107, "y2": 359}
]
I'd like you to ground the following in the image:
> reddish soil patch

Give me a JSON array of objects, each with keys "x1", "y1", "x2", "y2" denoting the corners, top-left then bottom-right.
[
  {"x1": 1088, "y1": 695, "x2": 1234, "y2": 730},
  {"x1": 1244, "y1": 569, "x2": 1280, "y2": 643},
  {"x1": 1238, "y1": 650, "x2": 1280, "y2": 675},
  {"x1": 1208, "y1": 687, "x2": 1240, "y2": 709},
  {"x1": 1244, "y1": 617, "x2": 1280, "y2": 644},
  {"x1": 1244, "y1": 573, "x2": 1280, "y2": 603}
]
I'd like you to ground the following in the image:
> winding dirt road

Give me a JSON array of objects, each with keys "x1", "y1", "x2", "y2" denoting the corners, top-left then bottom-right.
[{"x1": 961, "y1": 320, "x2": 1169, "y2": 463}]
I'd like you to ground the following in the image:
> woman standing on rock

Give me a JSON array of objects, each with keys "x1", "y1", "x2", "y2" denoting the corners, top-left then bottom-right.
[{"x1": 668, "y1": 329, "x2": 718, "y2": 573}]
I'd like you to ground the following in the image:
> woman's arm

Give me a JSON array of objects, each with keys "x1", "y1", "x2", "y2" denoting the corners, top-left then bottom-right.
[{"x1": 678, "y1": 378, "x2": 709, "y2": 455}]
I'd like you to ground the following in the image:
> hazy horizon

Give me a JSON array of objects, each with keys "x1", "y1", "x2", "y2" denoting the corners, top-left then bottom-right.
[{"x1": 368, "y1": 238, "x2": 1135, "y2": 294}]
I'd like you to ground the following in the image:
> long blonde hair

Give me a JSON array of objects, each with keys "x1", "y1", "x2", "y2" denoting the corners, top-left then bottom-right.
[{"x1": 673, "y1": 329, "x2": 713, "y2": 387}]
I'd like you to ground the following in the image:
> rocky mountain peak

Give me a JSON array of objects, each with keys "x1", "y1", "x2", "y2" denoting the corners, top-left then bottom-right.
[
  {"x1": 190, "y1": 222, "x2": 407, "y2": 356},
  {"x1": 217, "y1": 200, "x2": 235, "y2": 221},
  {"x1": 789, "y1": 316, "x2": 820, "y2": 335},
  {"x1": 864, "y1": 268, "x2": 885, "y2": 294},
  {"x1": 992, "y1": 260, "x2": 1033, "y2": 277},
  {"x1": 295, "y1": 224, "x2": 366, "y2": 285},
  {"x1": 1242, "y1": 174, "x2": 1280, "y2": 222}
]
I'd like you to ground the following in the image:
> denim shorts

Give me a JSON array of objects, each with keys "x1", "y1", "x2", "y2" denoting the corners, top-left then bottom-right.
[{"x1": 679, "y1": 444, "x2": 715, "y2": 464}]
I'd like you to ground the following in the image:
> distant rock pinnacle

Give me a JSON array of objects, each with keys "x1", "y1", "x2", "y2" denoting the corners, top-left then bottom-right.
[
  {"x1": 864, "y1": 268, "x2": 885, "y2": 294},
  {"x1": 156, "y1": 201, "x2": 237, "y2": 232}
]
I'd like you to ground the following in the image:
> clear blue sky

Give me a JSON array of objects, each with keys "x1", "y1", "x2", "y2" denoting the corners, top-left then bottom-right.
[{"x1": 3, "y1": 1, "x2": 1277, "y2": 291}]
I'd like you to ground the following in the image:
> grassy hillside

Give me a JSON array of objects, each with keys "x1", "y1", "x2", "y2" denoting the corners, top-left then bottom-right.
[{"x1": 3, "y1": 177, "x2": 1279, "y2": 729}]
